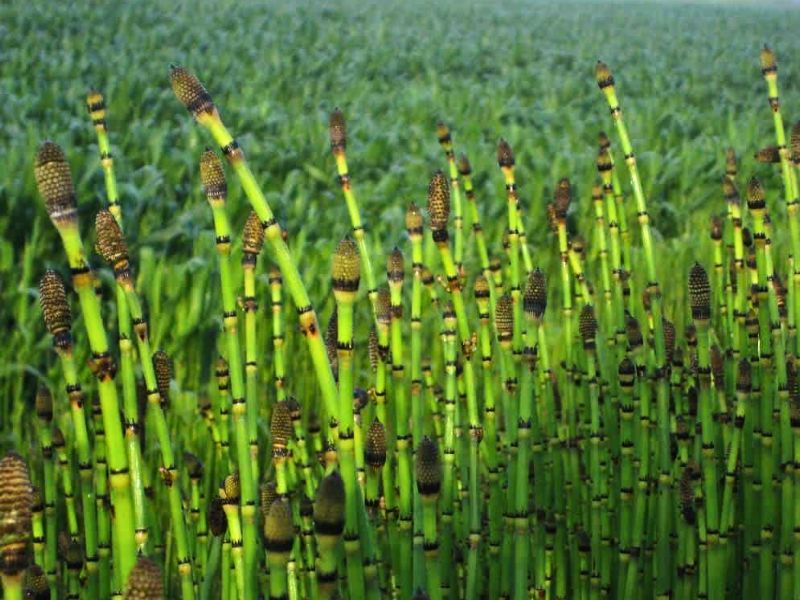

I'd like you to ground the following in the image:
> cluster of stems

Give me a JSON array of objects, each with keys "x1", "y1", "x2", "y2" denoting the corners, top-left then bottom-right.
[{"x1": 12, "y1": 47, "x2": 800, "y2": 600}]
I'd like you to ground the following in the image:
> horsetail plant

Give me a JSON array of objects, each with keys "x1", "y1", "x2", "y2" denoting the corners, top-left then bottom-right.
[
  {"x1": 436, "y1": 122, "x2": 465, "y2": 273},
  {"x1": 427, "y1": 171, "x2": 482, "y2": 596},
  {"x1": 242, "y1": 210, "x2": 265, "y2": 484},
  {"x1": 313, "y1": 471, "x2": 345, "y2": 600},
  {"x1": 596, "y1": 62, "x2": 675, "y2": 597},
  {"x1": 170, "y1": 66, "x2": 339, "y2": 421},
  {"x1": 331, "y1": 238, "x2": 368, "y2": 598},
  {"x1": 34, "y1": 141, "x2": 138, "y2": 587},
  {"x1": 199, "y1": 150, "x2": 258, "y2": 593},
  {"x1": 264, "y1": 498, "x2": 295, "y2": 600},
  {"x1": 416, "y1": 436, "x2": 443, "y2": 600},
  {"x1": 94, "y1": 208, "x2": 197, "y2": 600},
  {"x1": 123, "y1": 556, "x2": 163, "y2": 600},
  {"x1": 85, "y1": 90, "x2": 149, "y2": 556},
  {"x1": 0, "y1": 452, "x2": 34, "y2": 600},
  {"x1": 13, "y1": 43, "x2": 800, "y2": 600},
  {"x1": 38, "y1": 269, "x2": 99, "y2": 597},
  {"x1": 329, "y1": 109, "x2": 379, "y2": 323}
]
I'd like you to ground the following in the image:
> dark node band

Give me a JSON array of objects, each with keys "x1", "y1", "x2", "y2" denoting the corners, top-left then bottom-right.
[
  {"x1": 70, "y1": 265, "x2": 91, "y2": 276},
  {"x1": 221, "y1": 139, "x2": 240, "y2": 155},
  {"x1": 432, "y1": 229, "x2": 449, "y2": 243},
  {"x1": 332, "y1": 277, "x2": 360, "y2": 292}
]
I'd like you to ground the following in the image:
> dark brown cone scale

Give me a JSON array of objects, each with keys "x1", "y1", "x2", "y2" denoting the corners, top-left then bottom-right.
[
  {"x1": 737, "y1": 359, "x2": 751, "y2": 392},
  {"x1": 421, "y1": 265, "x2": 435, "y2": 288},
  {"x1": 199, "y1": 150, "x2": 227, "y2": 201},
  {"x1": 494, "y1": 294, "x2": 513, "y2": 343},
  {"x1": 260, "y1": 481, "x2": 278, "y2": 520},
  {"x1": 625, "y1": 314, "x2": 644, "y2": 349},
  {"x1": 755, "y1": 146, "x2": 781, "y2": 164},
  {"x1": 760, "y1": 45, "x2": 776, "y2": 74},
  {"x1": 35, "y1": 387, "x2": 53, "y2": 423},
  {"x1": 595, "y1": 61, "x2": 614, "y2": 89},
  {"x1": 523, "y1": 268, "x2": 547, "y2": 318},
  {"x1": 329, "y1": 108, "x2": 347, "y2": 152},
  {"x1": 415, "y1": 436, "x2": 442, "y2": 496},
  {"x1": 152, "y1": 350, "x2": 173, "y2": 407},
  {"x1": 368, "y1": 327, "x2": 379, "y2": 371},
  {"x1": 596, "y1": 149, "x2": 612, "y2": 173},
  {"x1": 183, "y1": 452, "x2": 203, "y2": 480},
  {"x1": 473, "y1": 275, "x2": 490, "y2": 300},
  {"x1": 123, "y1": 555, "x2": 164, "y2": 600},
  {"x1": 313, "y1": 470, "x2": 345, "y2": 536},
  {"x1": 436, "y1": 121, "x2": 451, "y2": 144},
  {"x1": 95, "y1": 209, "x2": 128, "y2": 267},
  {"x1": 39, "y1": 270, "x2": 71, "y2": 337},
  {"x1": 710, "y1": 215, "x2": 723, "y2": 241},
  {"x1": 722, "y1": 176, "x2": 739, "y2": 204},
  {"x1": 724, "y1": 150, "x2": 737, "y2": 182},
  {"x1": 243, "y1": 210, "x2": 264, "y2": 255},
  {"x1": 286, "y1": 396, "x2": 301, "y2": 422},
  {"x1": 208, "y1": 498, "x2": 227, "y2": 537},
  {"x1": 34, "y1": 141, "x2": 77, "y2": 226},
  {"x1": 0, "y1": 452, "x2": 33, "y2": 575},
  {"x1": 264, "y1": 498, "x2": 294, "y2": 554},
  {"x1": 221, "y1": 472, "x2": 240, "y2": 503},
  {"x1": 30, "y1": 488, "x2": 43, "y2": 516},
  {"x1": 325, "y1": 308, "x2": 338, "y2": 374},
  {"x1": 24, "y1": 563, "x2": 50, "y2": 599},
  {"x1": 457, "y1": 154, "x2": 472, "y2": 176},
  {"x1": 546, "y1": 203, "x2": 558, "y2": 232},
  {"x1": 774, "y1": 272, "x2": 788, "y2": 317},
  {"x1": 427, "y1": 171, "x2": 450, "y2": 232},
  {"x1": 746, "y1": 177, "x2": 765, "y2": 210},
  {"x1": 58, "y1": 533, "x2": 82, "y2": 570},
  {"x1": 376, "y1": 287, "x2": 392, "y2": 326},
  {"x1": 554, "y1": 178, "x2": 571, "y2": 219},
  {"x1": 332, "y1": 238, "x2": 361, "y2": 293},
  {"x1": 169, "y1": 66, "x2": 215, "y2": 117},
  {"x1": 791, "y1": 122, "x2": 800, "y2": 164},
  {"x1": 579, "y1": 304, "x2": 598, "y2": 344},
  {"x1": 688, "y1": 262, "x2": 711, "y2": 321},
  {"x1": 497, "y1": 139, "x2": 515, "y2": 168},
  {"x1": 387, "y1": 247, "x2": 404, "y2": 283},
  {"x1": 663, "y1": 317, "x2": 676, "y2": 364},
  {"x1": 406, "y1": 203, "x2": 423, "y2": 234},
  {"x1": 365, "y1": 418, "x2": 386, "y2": 468},
  {"x1": 270, "y1": 400, "x2": 293, "y2": 448}
]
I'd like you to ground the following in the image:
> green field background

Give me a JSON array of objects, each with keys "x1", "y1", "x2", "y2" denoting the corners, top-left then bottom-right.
[{"x1": 1, "y1": 0, "x2": 799, "y2": 434}]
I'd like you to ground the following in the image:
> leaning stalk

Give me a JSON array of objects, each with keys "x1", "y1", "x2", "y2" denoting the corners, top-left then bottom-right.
[
  {"x1": 170, "y1": 66, "x2": 338, "y2": 421},
  {"x1": 34, "y1": 142, "x2": 136, "y2": 586}
]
